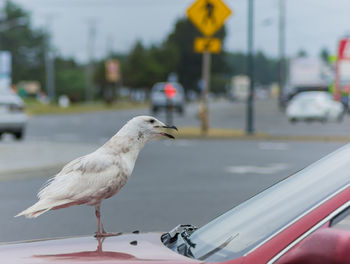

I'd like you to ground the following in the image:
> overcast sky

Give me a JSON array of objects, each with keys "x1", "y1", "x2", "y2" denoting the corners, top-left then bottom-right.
[{"x1": 11, "y1": 0, "x2": 350, "y2": 62}]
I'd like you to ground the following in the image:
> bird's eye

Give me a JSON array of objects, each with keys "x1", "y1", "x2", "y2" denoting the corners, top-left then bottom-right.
[{"x1": 149, "y1": 119, "x2": 155, "y2": 124}]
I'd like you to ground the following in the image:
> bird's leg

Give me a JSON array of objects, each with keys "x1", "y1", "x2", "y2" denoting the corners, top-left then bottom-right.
[
  {"x1": 94, "y1": 205, "x2": 121, "y2": 237},
  {"x1": 95, "y1": 205, "x2": 102, "y2": 237}
]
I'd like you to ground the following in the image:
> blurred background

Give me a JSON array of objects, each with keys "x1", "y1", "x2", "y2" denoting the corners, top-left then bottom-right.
[{"x1": 1, "y1": 0, "x2": 350, "y2": 243}]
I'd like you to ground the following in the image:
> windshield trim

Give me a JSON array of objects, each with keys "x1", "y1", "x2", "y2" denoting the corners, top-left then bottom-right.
[
  {"x1": 267, "y1": 198, "x2": 350, "y2": 264},
  {"x1": 188, "y1": 143, "x2": 350, "y2": 262},
  {"x1": 246, "y1": 183, "x2": 350, "y2": 256}
]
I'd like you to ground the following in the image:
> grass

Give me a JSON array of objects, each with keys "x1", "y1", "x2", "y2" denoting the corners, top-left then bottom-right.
[
  {"x1": 24, "y1": 99, "x2": 148, "y2": 116},
  {"x1": 176, "y1": 127, "x2": 267, "y2": 139}
]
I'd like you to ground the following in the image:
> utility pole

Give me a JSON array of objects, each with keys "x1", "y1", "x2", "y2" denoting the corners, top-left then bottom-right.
[
  {"x1": 106, "y1": 35, "x2": 114, "y2": 57},
  {"x1": 246, "y1": 0, "x2": 255, "y2": 134},
  {"x1": 85, "y1": 19, "x2": 97, "y2": 102},
  {"x1": 45, "y1": 16, "x2": 55, "y2": 101},
  {"x1": 200, "y1": 51, "x2": 211, "y2": 135},
  {"x1": 278, "y1": 0, "x2": 286, "y2": 109}
]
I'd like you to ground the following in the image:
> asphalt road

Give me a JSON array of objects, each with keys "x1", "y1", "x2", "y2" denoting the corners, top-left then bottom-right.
[
  {"x1": 0, "y1": 140, "x2": 344, "y2": 242},
  {"x1": 23, "y1": 98, "x2": 350, "y2": 144},
  {"x1": 0, "y1": 98, "x2": 349, "y2": 242}
]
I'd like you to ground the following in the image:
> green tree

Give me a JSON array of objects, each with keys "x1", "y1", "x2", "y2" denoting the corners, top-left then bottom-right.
[
  {"x1": 0, "y1": 1, "x2": 47, "y2": 87},
  {"x1": 254, "y1": 51, "x2": 278, "y2": 85},
  {"x1": 319, "y1": 47, "x2": 330, "y2": 64},
  {"x1": 55, "y1": 58, "x2": 86, "y2": 102},
  {"x1": 122, "y1": 41, "x2": 179, "y2": 91},
  {"x1": 123, "y1": 41, "x2": 151, "y2": 89},
  {"x1": 165, "y1": 17, "x2": 227, "y2": 91},
  {"x1": 297, "y1": 49, "x2": 308, "y2": 58},
  {"x1": 225, "y1": 51, "x2": 278, "y2": 86}
]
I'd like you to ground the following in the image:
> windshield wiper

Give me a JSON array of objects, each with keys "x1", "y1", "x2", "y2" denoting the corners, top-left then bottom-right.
[{"x1": 161, "y1": 224, "x2": 197, "y2": 257}]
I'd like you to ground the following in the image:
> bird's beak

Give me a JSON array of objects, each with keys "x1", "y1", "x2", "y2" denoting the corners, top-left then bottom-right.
[
  {"x1": 162, "y1": 125, "x2": 178, "y2": 131},
  {"x1": 155, "y1": 125, "x2": 178, "y2": 139}
]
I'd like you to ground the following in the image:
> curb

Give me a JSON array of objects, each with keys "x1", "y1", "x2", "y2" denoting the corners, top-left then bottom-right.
[
  {"x1": 176, "y1": 127, "x2": 350, "y2": 142},
  {"x1": 0, "y1": 163, "x2": 64, "y2": 181}
]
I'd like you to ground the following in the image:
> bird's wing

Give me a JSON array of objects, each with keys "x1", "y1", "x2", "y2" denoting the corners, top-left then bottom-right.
[{"x1": 38, "y1": 150, "x2": 127, "y2": 202}]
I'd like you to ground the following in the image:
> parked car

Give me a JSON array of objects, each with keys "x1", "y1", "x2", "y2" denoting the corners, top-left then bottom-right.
[
  {"x1": 1, "y1": 143, "x2": 350, "y2": 263},
  {"x1": 150, "y1": 82, "x2": 185, "y2": 115},
  {"x1": 0, "y1": 88, "x2": 26, "y2": 139},
  {"x1": 286, "y1": 91, "x2": 344, "y2": 123}
]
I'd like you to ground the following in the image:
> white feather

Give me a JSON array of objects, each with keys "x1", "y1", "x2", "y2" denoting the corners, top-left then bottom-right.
[{"x1": 15, "y1": 116, "x2": 169, "y2": 218}]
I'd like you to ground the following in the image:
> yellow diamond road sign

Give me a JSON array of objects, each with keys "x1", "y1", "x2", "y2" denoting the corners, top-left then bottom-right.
[
  {"x1": 194, "y1": 37, "x2": 221, "y2": 53},
  {"x1": 187, "y1": 0, "x2": 232, "y2": 37}
]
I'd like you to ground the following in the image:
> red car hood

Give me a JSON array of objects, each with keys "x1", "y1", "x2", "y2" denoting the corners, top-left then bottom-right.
[{"x1": 0, "y1": 232, "x2": 201, "y2": 264}]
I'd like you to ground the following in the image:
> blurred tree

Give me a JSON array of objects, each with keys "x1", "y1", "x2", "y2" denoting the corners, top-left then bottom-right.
[
  {"x1": 123, "y1": 41, "x2": 149, "y2": 88},
  {"x1": 55, "y1": 58, "x2": 85, "y2": 102},
  {"x1": 121, "y1": 17, "x2": 227, "y2": 93},
  {"x1": 319, "y1": 47, "x2": 330, "y2": 64},
  {"x1": 122, "y1": 40, "x2": 179, "y2": 92},
  {"x1": 0, "y1": 1, "x2": 47, "y2": 87},
  {"x1": 165, "y1": 17, "x2": 227, "y2": 91},
  {"x1": 254, "y1": 51, "x2": 278, "y2": 85},
  {"x1": 93, "y1": 53, "x2": 126, "y2": 103},
  {"x1": 297, "y1": 49, "x2": 308, "y2": 58},
  {"x1": 225, "y1": 51, "x2": 278, "y2": 86},
  {"x1": 225, "y1": 52, "x2": 247, "y2": 76}
]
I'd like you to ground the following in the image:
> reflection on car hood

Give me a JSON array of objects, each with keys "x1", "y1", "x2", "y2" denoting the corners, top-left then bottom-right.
[{"x1": 0, "y1": 232, "x2": 200, "y2": 264}]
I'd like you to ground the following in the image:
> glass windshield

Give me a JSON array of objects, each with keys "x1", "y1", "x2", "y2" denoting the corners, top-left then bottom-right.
[{"x1": 188, "y1": 144, "x2": 350, "y2": 262}]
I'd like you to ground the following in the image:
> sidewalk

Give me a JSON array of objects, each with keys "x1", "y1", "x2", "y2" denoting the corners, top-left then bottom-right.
[{"x1": 0, "y1": 141, "x2": 98, "y2": 177}]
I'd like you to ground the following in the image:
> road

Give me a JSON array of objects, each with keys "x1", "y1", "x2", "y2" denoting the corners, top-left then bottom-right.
[
  {"x1": 24, "y1": 98, "x2": 350, "y2": 144},
  {"x1": 0, "y1": 98, "x2": 349, "y2": 242}
]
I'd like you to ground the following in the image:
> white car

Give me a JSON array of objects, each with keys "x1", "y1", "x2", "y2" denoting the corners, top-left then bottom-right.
[
  {"x1": 0, "y1": 89, "x2": 27, "y2": 139},
  {"x1": 286, "y1": 91, "x2": 344, "y2": 123}
]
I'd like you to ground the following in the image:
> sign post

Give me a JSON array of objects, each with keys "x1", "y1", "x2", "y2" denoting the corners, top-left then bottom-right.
[{"x1": 187, "y1": 0, "x2": 232, "y2": 135}]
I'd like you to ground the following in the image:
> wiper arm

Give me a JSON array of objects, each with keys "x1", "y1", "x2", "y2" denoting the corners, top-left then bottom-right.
[
  {"x1": 161, "y1": 224, "x2": 197, "y2": 246},
  {"x1": 161, "y1": 224, "x2": 197, "y2": 258}
]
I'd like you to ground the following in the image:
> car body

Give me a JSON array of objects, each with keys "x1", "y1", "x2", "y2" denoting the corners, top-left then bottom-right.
[
  {"x1": 1, "y1": 143, "x2": 350, "y2": 263},
  {"x1": 286, "y1": 91, "x2": 344, "y2": 123},
  {"x1": 0, "y1": 88, "x2": 26, "y2": 139},
  {"x1": 150, "y1": 82, "x2": 185, "y2": 115}
]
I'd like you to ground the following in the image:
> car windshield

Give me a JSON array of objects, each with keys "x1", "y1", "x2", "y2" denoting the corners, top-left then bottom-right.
[{"x1": 188, "y1": 143, "x2": 350, "y2": 262}]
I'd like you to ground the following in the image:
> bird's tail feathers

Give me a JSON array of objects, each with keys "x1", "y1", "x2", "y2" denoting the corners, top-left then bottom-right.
[{"x1": 15, "y1": 199, "x2": 73, "y2": 218}]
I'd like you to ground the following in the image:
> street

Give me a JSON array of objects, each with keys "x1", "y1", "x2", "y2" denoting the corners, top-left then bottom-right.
[
  {"x1": 25, "y1": 99, "x2": 350, "y2": 144},
  {"x1": 0, "y1": 99, "x2": 348, "y2": 242}
]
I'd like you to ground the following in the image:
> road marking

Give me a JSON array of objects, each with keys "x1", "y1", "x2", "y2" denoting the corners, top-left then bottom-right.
[
  {"x1": 53, "y1": 133, "x2": 80, "y2": 141},
  {"x1": 225, "y1": 163, "x2": 289, "y2": 175},
  {"x1": 164, "y1": 140, "x2": 195, "y2": 147},
  {"x1": 258, "y1": 142, "x2": 289, "y2": 150}
]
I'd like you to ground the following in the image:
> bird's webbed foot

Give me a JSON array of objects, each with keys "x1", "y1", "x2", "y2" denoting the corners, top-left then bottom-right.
[{"x1": 94, "y1": 231, "x2": 122, "y2": 237}]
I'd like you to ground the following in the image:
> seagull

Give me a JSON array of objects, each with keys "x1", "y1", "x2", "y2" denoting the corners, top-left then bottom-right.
[{"x1": 15, "y1": 116, "x2": 177, "y2": 237}]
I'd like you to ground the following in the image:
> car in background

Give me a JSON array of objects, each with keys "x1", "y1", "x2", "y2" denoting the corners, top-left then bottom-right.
[
  {"x1": 150, "y1": 82, "x2": 185, "y2": 115},
  {"x1": 286, "y1": 91, "x2": 344, "y2": 123},
  {"x1": 1, "y1": 143, "x2": 350, "y2": 263},
  {"x1": 0, "y1": 88, "x2": 26, "y2": 140}
]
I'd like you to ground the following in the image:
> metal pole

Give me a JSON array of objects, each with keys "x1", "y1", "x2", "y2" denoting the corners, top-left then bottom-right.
[
  {"x1": 166, "y1": 98, "x2": 173, "y2": 126},
  {"x1": 278, "y1": 0, "x2": 286, "y2": 108},
  {"x1": 246, "y1": 0, "x2": 255, "y2": 134},
  {"x1": 200, "y1": 51, "x2": 211, "y2": 135},
  {"x1": 45, "y1": 17, "x2": 55, "y2": 100},
  {"x1": 86, "y1": 19, "x2": 96, "y2": 102}
]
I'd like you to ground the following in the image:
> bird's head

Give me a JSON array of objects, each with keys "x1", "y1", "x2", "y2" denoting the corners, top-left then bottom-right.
[{"x1": 123, "y1": 116, "x2": 178, "y2": 141}]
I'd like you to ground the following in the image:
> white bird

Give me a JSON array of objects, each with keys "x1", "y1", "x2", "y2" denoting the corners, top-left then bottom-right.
[{"x1": 15, "y1": 116, "x2": 177, "y2": 237}]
